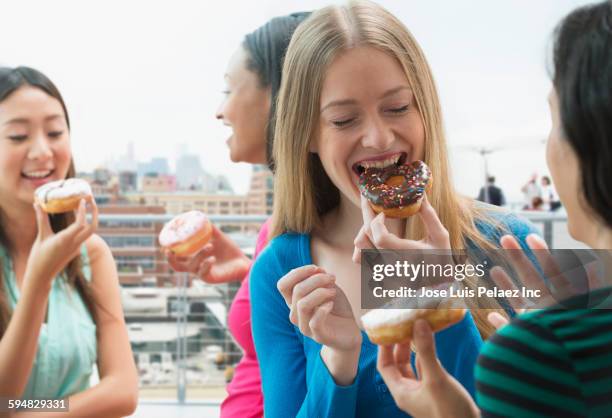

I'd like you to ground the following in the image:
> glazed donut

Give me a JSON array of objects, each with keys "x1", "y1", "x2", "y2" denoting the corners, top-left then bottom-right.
[
  {"x1": 159, "y1": 210, "x2": 213, "y2": 257},
  {"x1": 359, "y1": 160, "x2": 432, "y2": 218},
  {"x1": 34, "y1": 178, "x2": 93, "y2": 214},
  {"x1": 361, "y1": 305, "x2": 465, "y2": 345}
]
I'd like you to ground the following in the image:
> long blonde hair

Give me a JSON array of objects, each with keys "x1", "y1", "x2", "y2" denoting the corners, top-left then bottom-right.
[{"x1": 272, "y1": 0, "x2": 508, "y2": 338}]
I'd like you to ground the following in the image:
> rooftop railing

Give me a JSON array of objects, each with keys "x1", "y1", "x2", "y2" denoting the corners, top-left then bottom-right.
[{"x1": 95, "y1": 210, "x2": 578, "y2": 416}]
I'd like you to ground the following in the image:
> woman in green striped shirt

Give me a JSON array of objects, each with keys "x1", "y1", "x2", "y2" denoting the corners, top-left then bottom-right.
[{"x1": 375, "y1": 1, "x2": 612, "y2": 417}]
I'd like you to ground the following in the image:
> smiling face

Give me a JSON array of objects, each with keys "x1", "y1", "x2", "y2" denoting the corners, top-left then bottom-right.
[
  {"x1": 216, "y1": 47, "x2": 271, "y2": 164},
  {"x1": 312, "y1": 46, "x2": 425, "y2": 208},
  {"x1": 0, "y1": 85, "x2": 71, "y2": 210}
]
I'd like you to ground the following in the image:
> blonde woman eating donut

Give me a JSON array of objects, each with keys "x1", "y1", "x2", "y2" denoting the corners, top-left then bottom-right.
[
  {"x1": 249, "y1": 1, "x2": 538, "y2": 417},
  {"x1": 0, "y1": 67, "x2": 138, "y2": 416}
]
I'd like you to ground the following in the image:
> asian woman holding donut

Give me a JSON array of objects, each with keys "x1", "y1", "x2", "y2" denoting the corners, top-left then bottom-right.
[
  {"x1": 375, "y1": 1, "x2": 612, "y2": 417},
  {"x1": 249, "y1": 1, "x2": 539, "y2": 417},
  {"x1": 0, "y1": 67, "x2": 138, "y2": 416}
]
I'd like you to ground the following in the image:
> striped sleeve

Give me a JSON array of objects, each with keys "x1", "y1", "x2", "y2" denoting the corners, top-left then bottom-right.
[
  {"x1": 476, "y1": 312, "x2": 585, "y2": 418},
  {"x1": 476, "y1": 307, "x2": 612, "y2": 418}
]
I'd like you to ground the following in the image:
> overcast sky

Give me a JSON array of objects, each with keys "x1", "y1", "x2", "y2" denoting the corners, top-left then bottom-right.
[{"x1": 0, "y1": 0, "x2": 594, "y2": 201}]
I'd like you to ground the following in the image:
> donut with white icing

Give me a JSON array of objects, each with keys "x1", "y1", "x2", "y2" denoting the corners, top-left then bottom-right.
[
  {"x1": 34, "y1": 178, "x2": 93, "y2": 214},
  {"x1": 361, "y1": 305, "x2": 465, "y2": 345},
  {"x1": 159, "y1": 211, "x2": 212, "y2": 256}
]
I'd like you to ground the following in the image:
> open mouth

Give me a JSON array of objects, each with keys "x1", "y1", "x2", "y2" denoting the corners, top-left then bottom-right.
[
  {"x1": 21, "y1": 169, "x2": 54, "y2": 180},
  {"x1": 352, "y1": 152, "x2": 408, "y2": 176}
]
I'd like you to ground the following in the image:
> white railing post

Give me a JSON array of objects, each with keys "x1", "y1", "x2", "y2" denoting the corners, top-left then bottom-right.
[{"x1": 176, "y1": 272, "x2": 188, "y2": 403}]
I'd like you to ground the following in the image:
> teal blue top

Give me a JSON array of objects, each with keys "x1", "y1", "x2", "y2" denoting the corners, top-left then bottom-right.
[
  {"x1": 1, "y1": 245, "x2": 97, "y2": 399},
  {"x1": 250, "y1": 211, "x2": 539, "y2": 418}
]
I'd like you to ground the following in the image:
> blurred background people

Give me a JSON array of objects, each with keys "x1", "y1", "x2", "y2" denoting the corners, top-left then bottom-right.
[{"x1": 477, "y1": 175, "x2": 506, "y2": 206}]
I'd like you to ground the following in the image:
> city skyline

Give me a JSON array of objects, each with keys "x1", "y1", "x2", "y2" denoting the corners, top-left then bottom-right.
[{"x1": 0, "y1": 0, "x2": 592, "y2": 199}]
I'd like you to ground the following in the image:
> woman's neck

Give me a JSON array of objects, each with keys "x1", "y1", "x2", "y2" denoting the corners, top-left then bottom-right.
[
  {"x1": 592, "y1": 227, "x2": 612, "y2": 250},
  {"x1": 316, "y1": 195, "x2": 406, "y2": 249}
]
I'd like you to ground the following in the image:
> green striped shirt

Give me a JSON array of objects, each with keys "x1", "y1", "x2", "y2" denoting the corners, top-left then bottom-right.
[{"x1": 476, "y1": 288, "x2": 612, "y2": 418}]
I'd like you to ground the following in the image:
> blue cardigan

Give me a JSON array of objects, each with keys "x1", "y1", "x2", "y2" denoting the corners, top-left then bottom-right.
[{"x1": 251, "y1": 212, "x2": 538, "y2": 418}]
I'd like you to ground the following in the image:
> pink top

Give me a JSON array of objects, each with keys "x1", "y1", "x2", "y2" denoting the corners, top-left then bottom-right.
[{"x1": 220, "y1": 219, "x2": 270, "y2": 418}]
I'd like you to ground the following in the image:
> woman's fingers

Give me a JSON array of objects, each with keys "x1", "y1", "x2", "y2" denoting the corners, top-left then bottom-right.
[
  {"x1": 418, "y1": 196, "x2": 450, "y2": 246},
  {"x1": 308, "y1": 300, "x2": 334, "y2": 340},
  {"x1": 196, "y1": 256, "x2": 216, "y2": 279},
  {"x1": 290, "y1": 274, "x2": 335, "y2": 324},
  {"x1": 74, "y1": 199, "x2": 97, "y2": 243},
  {"x1": 33, "y1": 202, "x2": 52, "y2": 239},
  {"x1": 487, "y1": 311, "x2": 510, "y2": 330},
  {"x1": 360, "y1": 194, "x2": 376, "y2": 230},
  {"x1": 88, "y1": 197, "x2": 99, "y2": 232},
  {"x1": 585, "y1": 262, "x2": 603, "y2": 292},
  {"x1": 75, "y1": 198, "x2": 87, "y2": 225},
  {"x1": 294, "y1": 287, "x2": 336, "y2": 336},
  {"x1": 292, "y1": 273, "x2": 335, "y2": 304},
  {"x1": 60, "y1": 200, "x2": 89, "y2": 244},
  {"x1": 277, "y1": 265, "x2": 325, "y2": 307},
  {"x1": 358, "y1": 194, "x2": 378, "y2": 246},
  {"x1": 526, "y1": 233, "x2": 549, "y2": 250},
  {"x1": 490, "y1": 265, "x2": 529, "y2": 310},
  {"x1": 500, "y1": 235, "x2": 548, "y2": 294},
  {"x1": 370, "y1": 212, "x2": 422, "y2": 250},
  {"x1": 187, "y1": 245, "x2": 213, "y2": 271},
  {"x1": 393, "y1": 341, "x2": 414, "y2": 379},
  {"x1": 169, "y1": 244, "x2": 214, "y2": 273},
  {"x1": 524, "y1": 234, "x2": 569, "y2": 291},
  {"x1": 377, "y1": 344, "x2": 407, "y2": 387},
  {"x1": 353, "y1": 225, "x2": 374, "y2": 263},
  {"x1": 526, "y1": 234, "x2": 577, "y2": 299},
  {"x1": 167, "y1": 251, "x2": 190, "y2": 272},
  {"x1": 412, "y1": 320, "x2": 444, "y2": 382}
]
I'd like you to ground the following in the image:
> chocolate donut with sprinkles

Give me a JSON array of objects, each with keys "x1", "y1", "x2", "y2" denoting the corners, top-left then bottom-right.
[{"x1": 359, "y1": 160, "x2": 432, "y2": 218}]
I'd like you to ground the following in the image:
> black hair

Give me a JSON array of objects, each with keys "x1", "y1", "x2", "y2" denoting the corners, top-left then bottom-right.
[
  {"x1": 552, "y1": 1, "x2": 612, "y2": 227},
  {"x1": 0, "y1": 66, "x2": 70, "y2": 128},
  {"x1": 243, "y1": 11, "x2": 311, "y2": 171}
]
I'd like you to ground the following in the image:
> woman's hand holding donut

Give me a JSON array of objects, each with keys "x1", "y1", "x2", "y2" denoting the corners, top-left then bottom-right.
[
  {"x1": 24, "y1": 199, "x2": 98, "y2": 291},
  {"x1": 353, "y1": 194, "x2": 450, "y2": 263},
  {"x1": 277, "y1": 265, "x2": 362, "y2": 385},
  {"x1": 376, "y1": 320, "x2": 479, "y2": 418},
  {"x1": 166, "y1": 224, "x2": 251, "y2": 284}
]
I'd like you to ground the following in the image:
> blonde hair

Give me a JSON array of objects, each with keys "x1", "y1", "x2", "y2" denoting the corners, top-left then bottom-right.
[{"x1": 272, "y1": 0, "x2": 508, "y2": 338}]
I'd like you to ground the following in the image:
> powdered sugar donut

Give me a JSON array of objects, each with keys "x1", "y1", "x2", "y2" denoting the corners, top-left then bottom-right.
[
  {"x1": 159, "y1": 211, "x2": 213, "y2": 256},
  {"x1": 34, "y1": 178, "x2": 93, "y2": 214},
  {"x1": 361, "y1": 306, "x2": 465, "y2": 345}
]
